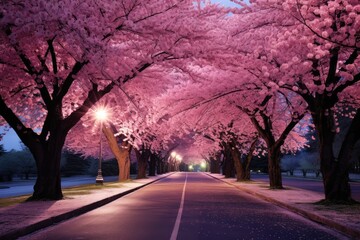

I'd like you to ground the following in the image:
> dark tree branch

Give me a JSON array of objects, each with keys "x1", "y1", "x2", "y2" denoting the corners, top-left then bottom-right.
[
  {"x1": 0, "y1": 95, "x2": 40, "y2": 148},
  {"x1": 47, "y1": 37, "x2": 58, "y2": 74},
  {"x1": 56, "y1": 61, "x2": 88, "y2": 102},
  {"x1": 249, "y1": 115, "x2": 268, "y2": 143},
  {"x1": 325, "y1": 47, "x2": 340, "y2": 87},
  {"x1": 121, "y1": 61, "x2": 152, "y2": 84},
  {"x1": 334, "y1": 72, "x2": 360, "y2": 96},
  {"x1": 63, "y1": 81, "x2": 116, "y2": 132},
  {"x1": 275, "y1": 113, "x2": 304, "y2": 150}
]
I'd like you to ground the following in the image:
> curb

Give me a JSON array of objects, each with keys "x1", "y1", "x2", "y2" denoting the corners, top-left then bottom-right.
[
  {"x1": 0, "y1": 174, "x2": 172, "y2": 240},
  {"x1": 206, "y1": 173, "x2": 360, "y2": 239}
]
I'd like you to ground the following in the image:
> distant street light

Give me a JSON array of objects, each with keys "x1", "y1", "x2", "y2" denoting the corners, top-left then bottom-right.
[
  {"x1": 176, "y1": 155, "x2": 182, "y2": 162},
  {"x1": 200, "y1": 162, "x2": 206, "y2": 172},
  {"x1": 94, "y1": 107, "x2": 108, "y2": 185},
  {"x1": 189, "y1": 164, "x2": 194, "y2": 171},
  {"x1": 170, "y1": 151, "x2": 182, "y2": 171}
]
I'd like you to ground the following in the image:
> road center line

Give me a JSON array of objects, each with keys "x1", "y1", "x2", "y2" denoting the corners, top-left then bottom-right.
[{"x1": 170, "y1": 173, "x2": 188, "y2": 240}]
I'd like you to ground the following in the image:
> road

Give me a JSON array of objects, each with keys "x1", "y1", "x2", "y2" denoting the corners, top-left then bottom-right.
[
  {"x1": 251, "y1": 174, "x2": 360, "y2": 201},
  {"x1": 20, "y1": 173, "x2": 347, "y2": 240}
]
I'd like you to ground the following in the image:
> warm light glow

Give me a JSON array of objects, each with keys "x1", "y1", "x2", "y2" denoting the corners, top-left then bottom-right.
[
  {"x1": 189, "y1": 165, "x2": 193, "y2": 170},
  {"x1": 200, "y1": 162, "x2": 206, "y2": 168},
  {"x1": 94, "y1": 108, "x2": 108, "y2": 121},
  {"x1": 176, "y1": 155, "x2": 182, "y2": 161},
  {"x1": 171, "y1": 151, "x2": 177, "y2": 158}
]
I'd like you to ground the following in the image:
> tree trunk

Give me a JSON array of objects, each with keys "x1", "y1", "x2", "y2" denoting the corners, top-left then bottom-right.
[
  {"x1": 164, "y1": 161, "x2": 169, "y2": 173},
  {"x1": 148, "y1": 153, "x2": 157, "y2": 176},
  {"x1": 135, "y1": 148, "x2": 150, "y2": 179},
  {"x1": 322, "y1": 109, "x2": 360, "y2": 202},
  {"x1": 229, "y1": 142, "x2": 246, "y2": 181},
  {"x1": 223, "y1": 146, "x2": 235, "y2": 178},
  {"x1": 30, "y1": 130, "x2": 66, "y2": 200},
  {"x1": 312, "y1": 107, "x2": 356, "y2": 202},
  {"x1": 156, "y1": 157, "x2": 163, "y2": 175},
  {"x1": 249, "y1": 113, "x2": 300, "y2": 191},
  {"x1": 243, "y1": 154, "x2": 252, "y2": 181},
  {"x1": 210, "y1": 157, "x2": 220, "y2": 173},
  {"x1": 102, "y1": 127, "x2": 131, "y2": 181},
  {"x1": 210, "y1": 152, "x2": 221, "y2": 173},
  {"x1": 267, "y1": 145, "x2": 283, "y2": 189},
  {"x1": 244, "y1": 138, "x2": 258, "y2": 180}
]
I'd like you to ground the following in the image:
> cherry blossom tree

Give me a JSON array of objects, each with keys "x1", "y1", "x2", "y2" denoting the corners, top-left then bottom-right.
[
  {"x1": 0, "y1": 0, "x2": 224, "y2": 200},
  {"x1": 246, "y1": 0, "x2": 360, "y2": 202},
  {"x1": 151, "y1": 59, "x2": 309, "y2": 186},
  {"x1": 0, "y1": 0, "x2": 118, "y2": 200}
]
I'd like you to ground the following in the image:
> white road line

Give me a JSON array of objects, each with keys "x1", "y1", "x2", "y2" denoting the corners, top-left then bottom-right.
[{"x1": 170, "y1": 173, "x2": 188, "y2": 240}]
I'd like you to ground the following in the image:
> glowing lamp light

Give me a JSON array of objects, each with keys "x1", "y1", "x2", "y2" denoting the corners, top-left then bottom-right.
[
  {"x1": 95, "y1": 108, "x2": 108, "y2": 121},
  {"x1": 171, "y1": 151, "x2": 177, "y2": 158},
  {"x1": 200, "y1": 162, "x2": 206, "y2": 168},
  {"x1": 176, "y1": 155, "x2": 182, "y2": 161}
]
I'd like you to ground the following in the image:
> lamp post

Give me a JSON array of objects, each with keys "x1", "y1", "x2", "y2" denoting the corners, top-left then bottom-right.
[{"x1": 95, "y1": 108, "x2": 108, "y2": 185}]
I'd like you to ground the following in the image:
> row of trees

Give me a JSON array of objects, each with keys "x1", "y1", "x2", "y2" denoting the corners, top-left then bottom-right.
[
  {"x1": 0, "y1": 144, "x2": 175, "y2": 182},
  {"x1": 152, "y1": 0, "x2": 360, "y2": 203},
  {"x1": 0, "y1": 0, "x2": 224, "y2": 199},
  {"x1": 0, "y1": 0, "x2": 359, "y2": 203}
]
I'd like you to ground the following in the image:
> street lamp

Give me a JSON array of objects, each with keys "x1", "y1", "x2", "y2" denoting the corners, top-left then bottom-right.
[
  {"x1": 189, "y1": 164, "x2": 193, "y2": 171},
  {"x1": 95, "y1": 108, "x2": 108, "y2": 185},
  {"x1": 170, "y1": 152, "x2": 177, "y2": 171},
  {"x1": 200, "y1": 162, "x2": 206, "y2": 172}
]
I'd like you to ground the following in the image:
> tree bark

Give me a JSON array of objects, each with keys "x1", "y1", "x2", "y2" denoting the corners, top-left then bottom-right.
[
  {"x1": 30, "y1": 130, "x2": 66, "y2": 200},
  {"x1": 229, "y1": 142, "x2": 246, "y2": 182},
  {"x1": 313, "y1": 108, "x2": 360, "y2": 202},
  {"x1": 135, "y1": 148, "x2": 150, "y2": 179},
  {"x1": 210, "y1": 157, "x2": 220, "y2": 173},
  {"x1": 148, "y1": 153, "x2": 157, "y2": 176},
  {"x1": 244, "y1": 138, "x2": 258, "y2": 180},
  {"x1": 222, "y1": 146, "x2": 235, "y2": 178},
  {"x1": 210, "y1": 152, "x2": 221, "y2": 173},
  {"x1": 156, "y1": 156, "x2": 164, "y2": 175},
  {"x1": 102, "y1": 127, "x2": 132, "y2": 181},
  {"x1": 335, "y1": 109, "x2": 360, "y2": 202},
  {"x1": 163, "y1": 161, "x2": 169, "y2": 173},
  {"x1": 267, "y1": 145, "x2": 283, "y2": 189}
]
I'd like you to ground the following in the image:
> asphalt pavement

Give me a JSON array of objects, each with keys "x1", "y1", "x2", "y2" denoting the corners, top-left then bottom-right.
[
  {"x1": 12, "y1": 173, "x2": 353, "y2": 240},
  {"x1": 0, "y1": 172, "x2": 359, "y2": 239}
]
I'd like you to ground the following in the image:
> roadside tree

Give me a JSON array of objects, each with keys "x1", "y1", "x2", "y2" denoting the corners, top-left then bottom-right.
[
  {"x1": 0, "y1": 0, "x2": 224, "y2": 200},
  {"x1": 248, "y1": 0, "x2": 360, "y2": 202}
]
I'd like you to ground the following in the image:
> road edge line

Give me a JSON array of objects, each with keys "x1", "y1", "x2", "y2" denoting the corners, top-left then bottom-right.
[
  {"x1": 205, "y1": 173, "x2": 360, "y2": 239},
  {"x1": 170, "y1": 172, "x2": 188, "y2": 240},
  {"x1": 0, "y1": 173, "x2": 174, "y2": 240}
]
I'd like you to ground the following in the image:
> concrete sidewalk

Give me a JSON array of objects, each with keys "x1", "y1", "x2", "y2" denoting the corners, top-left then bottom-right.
[
  {"x1": 208, "y1": 173, "x2": 360, "y2": 239},
  {"x1": 0, "y1": 174, "x2": 172, "y2": 240},
  {"x1": 0, "y1": 172, "x2": 359, "y2": 239}
]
